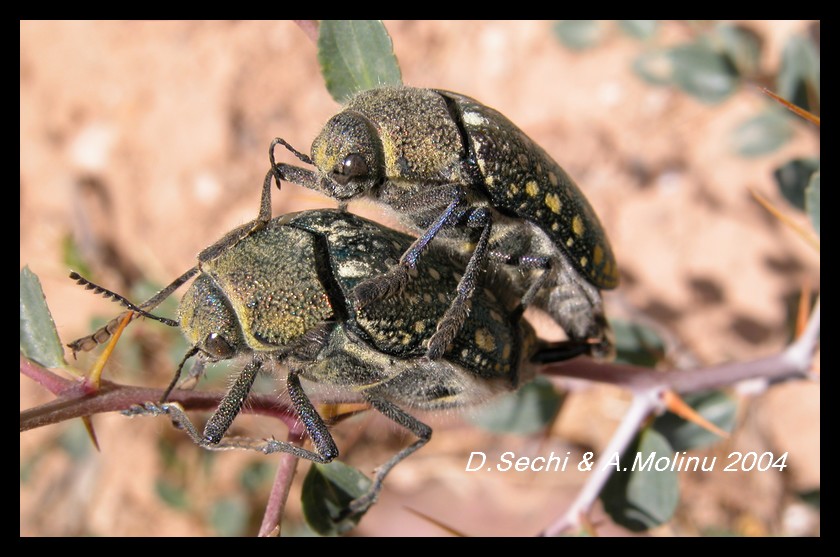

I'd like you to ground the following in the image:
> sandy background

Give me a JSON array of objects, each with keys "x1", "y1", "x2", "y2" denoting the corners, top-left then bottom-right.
[{"x1": 21, "y1": 21, "x2": 819, "y2": 536}]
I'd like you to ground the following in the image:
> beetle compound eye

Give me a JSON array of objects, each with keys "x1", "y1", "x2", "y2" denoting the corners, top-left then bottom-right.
[
  {"x1": 333, "y1": 153, "x2": 368, "y2": 186},
  {"x1": 204, "y1": 333, "x2": 235, "y2": 359}
]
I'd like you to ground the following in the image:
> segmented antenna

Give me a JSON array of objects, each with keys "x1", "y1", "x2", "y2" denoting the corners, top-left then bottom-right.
[
  {"x1": 69, "y1": 272, "x2": 179, "y2": 327},
  {"x1": 68, "y1": 264, "x2": 199, "y2": 356}
]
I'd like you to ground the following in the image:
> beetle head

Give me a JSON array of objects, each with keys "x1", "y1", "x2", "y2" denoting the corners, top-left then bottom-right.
[{"x1": 311, "y1": 110, "x2": 384, "y2": 200}]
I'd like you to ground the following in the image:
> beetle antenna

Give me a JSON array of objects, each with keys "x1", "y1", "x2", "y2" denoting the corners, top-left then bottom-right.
[{"x1": 69, "y1": 271, "x2": 179, "y2": 327}]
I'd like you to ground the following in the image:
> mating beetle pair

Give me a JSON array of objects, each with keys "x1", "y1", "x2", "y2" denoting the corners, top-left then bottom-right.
[{"x1": 69, "y1": 85, "x2": 617, "y2": 521}]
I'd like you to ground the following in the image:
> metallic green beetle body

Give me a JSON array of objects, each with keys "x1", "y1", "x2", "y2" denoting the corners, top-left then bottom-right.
[
  {"x1": 273, "y1": 86, "x2": 618, "y2": 359},
  {"x1": 74, "y1": 208, "x2": 543, "y2": 520},
  {"x1": 181, "y1": 209, "x2": 536, "y2": 409}
]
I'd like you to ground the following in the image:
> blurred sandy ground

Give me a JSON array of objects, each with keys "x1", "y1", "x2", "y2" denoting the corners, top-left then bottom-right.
[{"x1": 21, "y1": 21, "x2": 818, "y2": 536}]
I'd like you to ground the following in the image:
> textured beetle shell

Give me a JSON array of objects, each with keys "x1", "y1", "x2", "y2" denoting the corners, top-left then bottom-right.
[
  {"x1": 286, "y1": 210, "x2": 530, "y2": 385},
  {"x1": 178, "y1": 210, "x2": 537, "y2": 408},
  {"x1": 439, "y1": 90, "x2": 619, "y2": 289},
  {"x1": 322, "y1": 86, "x2": 618, "y2": 290}
]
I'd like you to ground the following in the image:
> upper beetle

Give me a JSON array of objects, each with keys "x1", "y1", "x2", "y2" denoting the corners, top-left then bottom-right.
[{"x1": 269, "y1": 86, "x2": 618, "y2": 360}]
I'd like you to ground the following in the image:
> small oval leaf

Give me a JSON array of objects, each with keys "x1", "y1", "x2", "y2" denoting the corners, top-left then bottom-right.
[
  {"x1": 773, "y1": 158, "x2": 820, "y2": 211},
  {"x1": 611, "y1": 318, "x2": 666, "y2": 368},
  {"x1": 301, "y1": 461, "x2": 372, "y2": 536},
  {"x1": 731, "y1": 109, "x2": 794, "y2": 157},
  {"x1": 318, "y1": 20, "x2": 402, "y2": 103},
  {"x1": 20, "y1": 266, "x2": 67, "y2": 369},
  {"x1": 618, "y1": 20, "x2": 658, "y2": 40},
  {"x1": 209, "y1": 496, "x2": 250, "y2": 537},
  {"x1": 155, "y1": 478, "x2": 190, "y2": 510},
  {"x1": 601, "y1": 428, "x2": 680, "y2": 531},
  {"x1": 633, "y1": 48, "x2": 675, "y2": 86},
  {"x1": 669, "y1": 41, "x2": 740, "y2": 104},
  {"x1": 713, "y1": 23, "x2": 763, "y2": 78},
  {"x1": 553, "y1": 20, "x2": 605, "y2": 50},
  {"x1": 469, "y1": 376, "x2": 564, "y2": 434},
  {"x1": 777, "y1": 34, "x2": 820, "y2": 114},
  {"x1": 806, "y1": 171, "x2": 820, "y2": 236}
]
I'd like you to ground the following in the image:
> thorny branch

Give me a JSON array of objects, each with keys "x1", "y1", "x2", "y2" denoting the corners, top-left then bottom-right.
[
  {"x1": 20, "y1": 299, "x2": 818, "y2": 536},
  {"x1": 537, "y1": 299, "x2": 819, "y2": 536}
]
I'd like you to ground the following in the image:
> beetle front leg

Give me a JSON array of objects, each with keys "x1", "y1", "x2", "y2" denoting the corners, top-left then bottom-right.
[
  {"x1": 353, "y1": 185, "x2": 468, "y2": 309},
  {"x1": 130, "y1": 366, "x2": 339, "y2": 463}
]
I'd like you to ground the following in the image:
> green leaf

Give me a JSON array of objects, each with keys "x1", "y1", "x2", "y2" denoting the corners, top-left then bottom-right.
[
  {"x1": 632, "y1": 48, "x2": 675, "y2": 86},
  {"x1": 806, "y1": 170, "x2": 819, "y2": 236},
  {"x1": 731, "y1": 109, "x2": 793, "y2": 157},
  {"x1": 617, "y1": 21, "x2": 658, "y2": 40},
  {"x1": 611, "y1": 318, "x2": 666, "y2": 368},
  {"x1": 553, "y1": 20, "x2": 605, "y2": 50},
  {"x1": 798, "y1": 488, "x2": 819, "y2": 510},
  {"x1": 777, "y1": 34, "x2": 820, "y2": 114},
  {"x1": 318, "y1": 20, "x2": 402, "y2": 103},
  {"x1": 652, "y1": 391, "x2": 737, "y2": 451},
  {"x1": 601, "y1": 428, "x2": 680, "y2": 531},
  {"x1": 301, "y1": 461, "x2": 372, "y2": 536},
  {"x1": 773, "y1": 158, "x2": 820, "y2": 211},
  {"x1": 209, "y1": 496, "x2": 250, "y2": 537},
  {"x1": 58, "y1": 420, "x2": 94, "y2": 461},
  {"x1": 469, "y1": 376, "x2": 564, "y2": 434},
  {"x1": 20, "y1": 266, "x2": 67, "y2": 369},
  {"x1": 155, "y1": 478, "x2": 189, "y2": 510},
  {"x1": 61, "y1": 234, "x2": 91, "y2": 280},
  {"x1": 669, "y1": 41, "x2": 740, "y2": 104},
  {"x1": 714, "y1": 23, "x2": 763, "y2": 78},
  {"x1": 239, "y1": 460, "x2": 274, "y2": 494}
]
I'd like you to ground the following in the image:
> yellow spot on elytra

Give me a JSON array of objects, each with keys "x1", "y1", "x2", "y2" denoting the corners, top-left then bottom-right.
[
  {"x1": 526, "y1": 180, "x2": 539, "y2": 197},
  {"x1": 580, "y1": 256, "x2": 588, "y2": 268},
  {"x1": 566, "y1": 238, "x2": 574, "y2": 247},
  {"x1": 572, "y1": 215, "x2": 585, "y2": 237},
  {"x1": 593, "y1": 244, "x2": 604, "y2": 266},
  {"x1": 501, "y1": 343, "x2": 511, "y2": 360},
  {"x1": 545, "y1": 193, "x2": 561, "y2": 214},
  {"x1": 475, "y1": 328, "x2": 496, "y2": 352},
  {"x1": 437, "y1": 292, "x2": 448, "y2": 303},
  {"x1": 428, "y1": 268, "x2": 441, "y2": 280},
  {"x1": 548, "y1": 172, "x2": 558, "y2": 187},
  {"x1": 551, "y1": 222, "x2": 560, "y2": 231},
  {"x1": 509, "y1": 183, "x2": 519, "y2": 195},
  {"x1": 485, "y1": 175, "x2": 494, "y2": 186},
  {"x1": 414, "y1": 321, "x2": 426, "y2": 333}
]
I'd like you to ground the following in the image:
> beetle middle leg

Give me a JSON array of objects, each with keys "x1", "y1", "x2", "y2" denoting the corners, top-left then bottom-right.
[{"x1": 343, "y1": 397, "x2": 432, "y2": 516}]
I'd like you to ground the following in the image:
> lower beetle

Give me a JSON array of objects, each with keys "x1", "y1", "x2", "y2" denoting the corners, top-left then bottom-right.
[
  {"x1": 70, "y1": 207, "x2": 579, "y2": 519},
  {"x1": 268, "y1": 86, "x2": 618, "y2": 361}
]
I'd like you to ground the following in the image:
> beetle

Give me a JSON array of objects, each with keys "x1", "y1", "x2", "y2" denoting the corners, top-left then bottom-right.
[
  {"x1": 267, "y1": 86, "x2": 618, "y2": 362},
  {"x1": 69, "y1": 207, "x2": 584, "y2": 520}
]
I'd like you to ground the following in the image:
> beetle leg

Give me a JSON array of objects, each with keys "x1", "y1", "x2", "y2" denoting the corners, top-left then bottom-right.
[
  {"x1": 353, "y1": 188, "x2": 468, "y2": 309},
  {"x1": 135, "y1": 364, "x2": 340, "y2": 463},
  {"x1": 342, "y1": 397, "x2": 432, "y2": 517},
  {"x1": 425, "y1": 206, "x2": 493, "y2": 360},
  {"x1": 203, "y1": 359, "x2": 263, "y2": 444}
]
